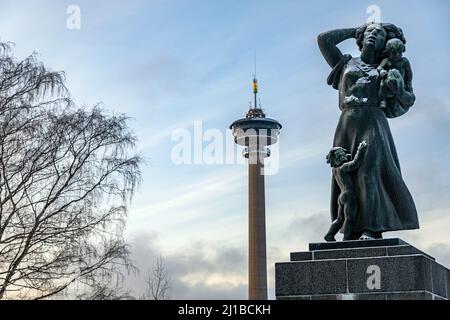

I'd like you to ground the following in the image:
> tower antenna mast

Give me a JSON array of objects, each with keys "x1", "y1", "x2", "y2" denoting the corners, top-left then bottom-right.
[{"x1": 253, "y1": 51, "x2": 258, "y2": 110}]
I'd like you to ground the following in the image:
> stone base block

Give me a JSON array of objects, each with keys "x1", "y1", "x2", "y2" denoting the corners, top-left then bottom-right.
[{"x1": 275, "y1": 239, "x2": 449, "y2": 300}]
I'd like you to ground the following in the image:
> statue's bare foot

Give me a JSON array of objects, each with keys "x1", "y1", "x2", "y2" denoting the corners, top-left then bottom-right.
[
  {"x1": 324, "y1": 235, "x2": 336, "y2": 242},
  {"x1": 359, "y1": 230, "x2": 382, "y2": 240}
]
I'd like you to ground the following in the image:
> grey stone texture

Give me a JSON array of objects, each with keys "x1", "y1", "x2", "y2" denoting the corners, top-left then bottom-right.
[
  {"x1": 292, "y1": 244, "x2": 434, "y2": 262},
  {"x1": 276, "y1": 239, "x2": 449, "y2": 300},
  {"x1": 276, "y1": 260, "x2": 347, "y2": 297},
  {"x1": 290, "y1": 251, "x2": 313, "y2": 261},
  {"x1": 346, "y1": 255, "x2": 432, "y2": 293},
  {"x1": 309, "y1": 238, "x2": 406, "y2": 251}
]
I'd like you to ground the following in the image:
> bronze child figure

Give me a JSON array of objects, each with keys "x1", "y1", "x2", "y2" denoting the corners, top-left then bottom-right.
[
  {"x1": 378, "y1": 38, "x2": 413, "y2": 109},
  {"x1": 324, "y1": 141, "x2": 367, "y2": 242}
]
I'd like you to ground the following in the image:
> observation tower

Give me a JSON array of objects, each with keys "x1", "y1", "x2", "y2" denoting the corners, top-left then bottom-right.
[{"x1": 230, "y1": 77, "x2": 282, "y2": 300}]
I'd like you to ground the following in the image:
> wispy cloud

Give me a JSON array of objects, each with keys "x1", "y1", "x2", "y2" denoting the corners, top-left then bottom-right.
[{"x1": 126, "y1": 234, "x2": 247, "y2": 299}]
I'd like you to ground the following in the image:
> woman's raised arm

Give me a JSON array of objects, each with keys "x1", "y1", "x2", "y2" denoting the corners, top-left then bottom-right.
[{"x1": 317, "y1": 28, "x2": 357, "y2": 68}]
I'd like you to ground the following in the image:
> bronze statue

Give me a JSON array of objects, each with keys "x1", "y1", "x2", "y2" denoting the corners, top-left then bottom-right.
[
  {"x1": 318, "y1": 23, "x2": 419, "y2": 241},
  {"x1": 325, "y1": 141, "x2": 367, "y2": 242}
]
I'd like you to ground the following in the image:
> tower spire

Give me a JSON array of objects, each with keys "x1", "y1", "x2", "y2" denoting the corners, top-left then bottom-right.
[
  {"x1": 247, "y1": 54, "x2": 265, "y2": 118},
  {"x1": 253, "y1": 76, "x2": 258, "y2": 110},
  {"x1": 253, "y1": 52, "x2": 258, "y2": 109}
]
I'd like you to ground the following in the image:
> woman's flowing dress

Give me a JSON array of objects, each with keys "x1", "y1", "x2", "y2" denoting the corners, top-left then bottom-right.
[{"x1": 328, "y1": 55, "x2": 419, "y2": 238}]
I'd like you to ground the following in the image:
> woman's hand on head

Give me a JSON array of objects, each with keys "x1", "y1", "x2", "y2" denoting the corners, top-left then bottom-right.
[{"x1": 355, "y1": 23, "x2": 368, "y2": 37}]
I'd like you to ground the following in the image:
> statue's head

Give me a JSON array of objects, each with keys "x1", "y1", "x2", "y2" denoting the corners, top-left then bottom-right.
[
  {"x1": 385, "y1": 38, "x2": 405, "y2": 62},
  {"x1": 326, "y1": 147, "x2": 351, "y2": 168},
  {"x1": 356, "y1": 23, "x2": 406, "y2": 59}
]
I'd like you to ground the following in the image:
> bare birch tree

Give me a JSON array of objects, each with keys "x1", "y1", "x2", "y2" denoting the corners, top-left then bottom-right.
[
  {"x1": 0, "y1": 42, "x2": 141, "y2": 299},
  {"x1": 143, "y1": 255, "x2": 170, "y2": 300}
]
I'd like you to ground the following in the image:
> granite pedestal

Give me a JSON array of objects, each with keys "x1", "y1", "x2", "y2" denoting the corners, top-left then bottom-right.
[{"x1": 275, "y1": 239, "x2": 449, "y2": 300}]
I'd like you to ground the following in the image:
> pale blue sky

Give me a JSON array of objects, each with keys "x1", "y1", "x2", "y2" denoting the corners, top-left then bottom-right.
[{"x1": 1, "y1": 0, "x2": 449, "y2": 299}]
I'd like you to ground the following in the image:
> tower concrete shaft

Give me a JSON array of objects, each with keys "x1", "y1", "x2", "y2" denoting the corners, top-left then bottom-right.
[{"x1": 248, "y1": 153, "x2": 267, "y2": 300}]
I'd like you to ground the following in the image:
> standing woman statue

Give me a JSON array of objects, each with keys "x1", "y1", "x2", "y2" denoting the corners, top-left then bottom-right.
[{"x1": 317, "y1": 23, "x2": 419, "y2": 240}]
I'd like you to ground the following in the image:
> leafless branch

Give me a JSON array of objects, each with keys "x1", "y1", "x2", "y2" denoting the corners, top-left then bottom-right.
[
  {"x1": 142, "y1": 255, "x2": 170, "y2": 300},
  {"x1": 0, "y1": 42, "x2": 141, "y2": 300}
]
